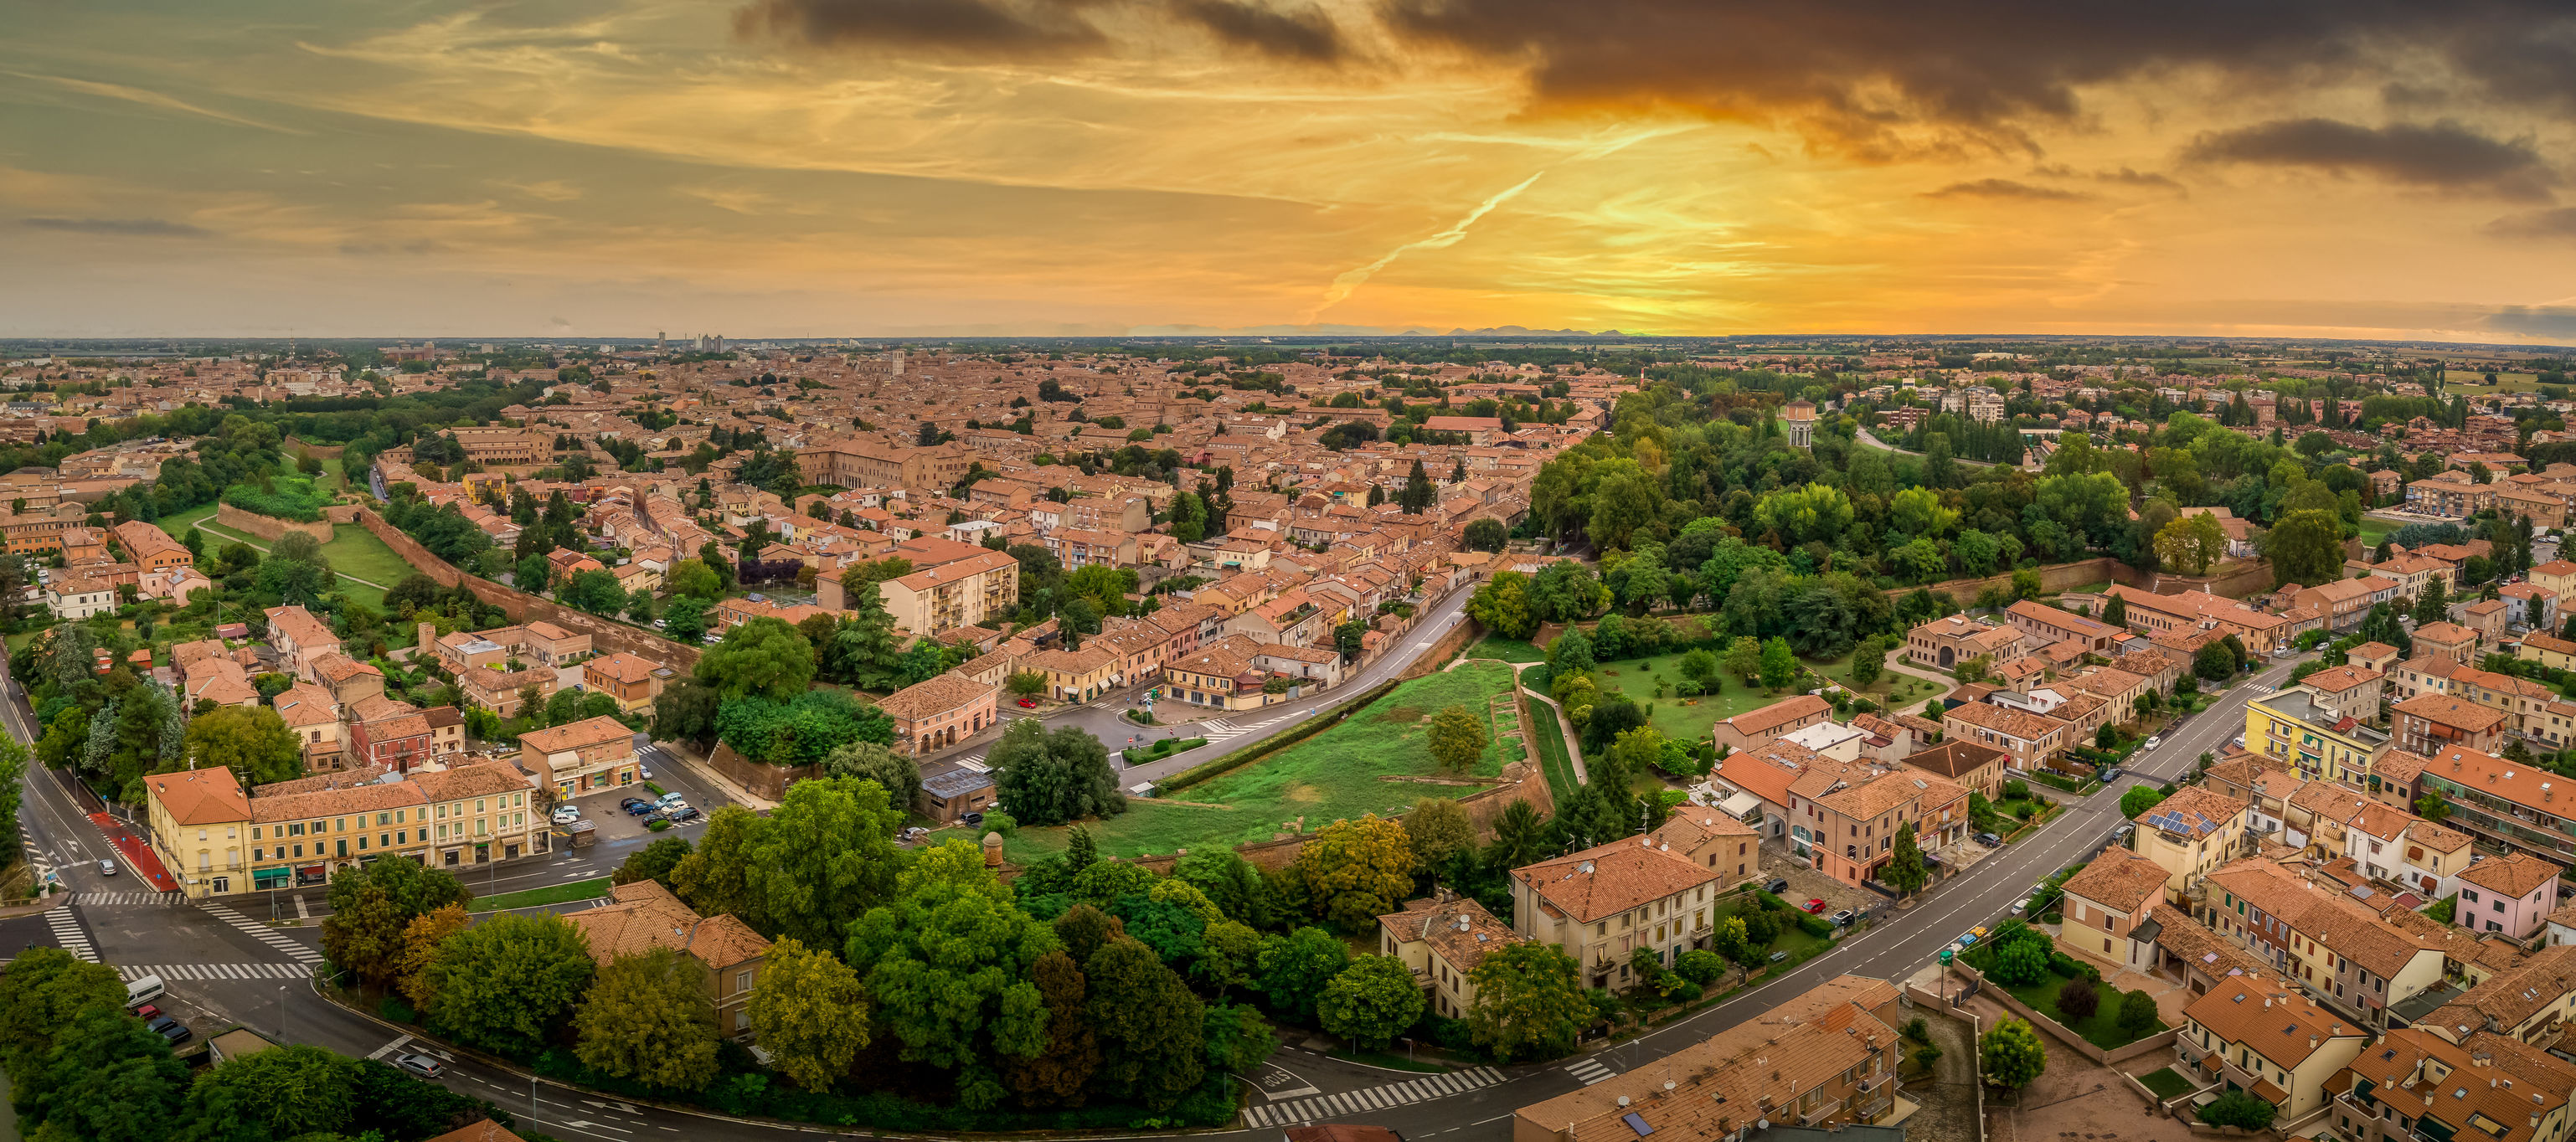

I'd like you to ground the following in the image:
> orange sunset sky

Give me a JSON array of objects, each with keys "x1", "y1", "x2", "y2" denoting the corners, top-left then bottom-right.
[{"x1": 8, "y1": 0, "x2": 2576, "y2": 342}]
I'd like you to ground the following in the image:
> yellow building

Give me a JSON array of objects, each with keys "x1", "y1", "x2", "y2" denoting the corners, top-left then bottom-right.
[
  {"x1": 2245, "y1": 686, "x2": 2393, "y2": 784},
  {"x1": 2131, "y1": 784, "x2": 2249, "y2": 901}
]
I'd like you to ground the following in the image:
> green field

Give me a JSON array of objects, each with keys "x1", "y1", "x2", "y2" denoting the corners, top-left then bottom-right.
[
  {"x1": 165, "y1": 510, "x2": 404, "y2": 611},
  {"x1": 154, "y1": 502, "x2": 221, "y2": 543},
  {"x1": 2445, "y1": 369, "x2": 2543, "y2": 392},
  {"x1": 1806, "y1": 650, "x2": 1945, "y2": 711},
  {"x1": 1006, "y1": 662, "x2": 1524, "y2": 861},
  {"x1": 1589, "y1": 652, "x2": 1827, "y2": 745},
  {"x1": 1465, "y1": 635, "x2": 1545, "y2": 663},
  {"x1": 1525, "y1": 700, "x2": 1580, "y2": 803},
  {"x1": 2358, "y1": 517, "x2": 2399, "y2": 546}
]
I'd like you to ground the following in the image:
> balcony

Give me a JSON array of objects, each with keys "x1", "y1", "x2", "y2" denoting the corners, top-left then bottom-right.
[{"x1": 1799, "y1": 1098, "x2": 1847, "y2": 1126}]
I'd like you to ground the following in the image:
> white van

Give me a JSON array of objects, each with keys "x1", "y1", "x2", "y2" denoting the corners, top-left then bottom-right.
[{"x1": 125, "y1": 974, "x2": 165, "y2": 1009}]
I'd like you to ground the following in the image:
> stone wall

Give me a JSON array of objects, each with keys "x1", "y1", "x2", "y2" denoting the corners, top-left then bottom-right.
[
  {"x1": 1400, "y1": 612, "x2": 1485, "y2": 681},
  {"x1": 353, "y1": 507, "x2": 705, "y2": 672},
  {"x1": 1914, "y1": 556, "x2": 2155, "y2": 604},
  {"x1": 216, "y1": 502, "x2": 336, "y2": 543},
  {"x1": 1950, "y1": 958, "x2": 2180, "y2": 1064},
  {"x1": 706, "y1": 743, "x2": 815, "y2": 801},
  {"x1": 2146, "y1": 557, "x2": 2280, "y2": 600}
]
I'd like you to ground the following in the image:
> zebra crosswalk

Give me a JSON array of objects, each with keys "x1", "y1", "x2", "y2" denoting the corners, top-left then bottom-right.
[
  {"x1": 1565, "y1": 1057, "x2": 1618, "y2": 1086},
  {"x1": 1243, "y1": 1067, "x2": 1506, "y2": 1127},
  {"x1": 1198, "y1": 719, "x2": 1249, "y2": 742},
  {"x1": 74, "y1": 892, "x2": 185, "y2": 907},
  {"x1": 199, "y1": 902, "x2": 327, "y2": 965},
  {"x1": 44, "y1": 908, "x2": 95, "y2": 963},
  {"x1": 116, "y1": 963, "x2": 312, "y2": 981}
]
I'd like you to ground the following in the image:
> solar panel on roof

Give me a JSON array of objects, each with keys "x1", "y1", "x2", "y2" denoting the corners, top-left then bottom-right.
[{"x1": 1623, "y1": 1114, "x2": 1654, "y2": 1137}]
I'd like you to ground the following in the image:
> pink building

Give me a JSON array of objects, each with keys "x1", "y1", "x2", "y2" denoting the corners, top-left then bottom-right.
[{"x1": 2456, "y1": 851, "x2": 2564, "y2": 941}]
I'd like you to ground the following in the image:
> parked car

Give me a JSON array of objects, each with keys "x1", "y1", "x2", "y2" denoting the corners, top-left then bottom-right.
[
  {"x1": 1767, "y1": 950, "x2": 1789, "y2": 964},
  {"x1": 2232, "y1": 734, "x2": 2245, "y2": 748},
  {"x1": 1801, "y1": 898, "x2": 1827, "y2": 913},
  {"x1": 147, "y1": 1016, "x2": 191, "y2": 1045},
  {"x1": 1763, "y1": 877, "x2": 1790, "y2": 894},
  {"x1": 640, "y1": 809, "x2": 668, "y2": 825},
  {"x1": 97, "y1": 860, "x2": 116, "y2": 877},
  {"x1": 652, "y1": 620, "x2": 667, "y2": 629},
  {"x1": 1955, "y1": 932, "x2": 1978, "y2": 948},
  {"x1": 2143, "y1": 736, "x2": 2162, "y2": 750},
  {"x1": 1829, "y1": 909, "x2": 1854, "y2": 927},
  {"x1": 961, "y1": 812, "x2": 986, "y2": 826},
  {"x1": 1971, "y1": 925, "x2": 1989, "y2": 939},
  {"x1": 1017, "y1": 697, "x2": 1038, "y2": 708},
  {"x1": 393, "y1": 1052, "x2": 444, "y2": 1080},
  {"x1": 1975, "y1": 832, "x2": 2002, "y2": 847},
  {"x1": 2099, "y1": 767, "x2": 2123, "y2": 783},
  {"x1": 550, "y1": 806, "x2": 580, "y2": 826},
  {"x1": 2010, "y1": 899, "x2": 2029, "y2": 916},
  {"x1": 2114, "y1": 823, "x2": 2136, "y2": 840},
  {"x1": 657, "y1": 791, "x2": 688, "y2": 809},
  {"x1": 131, "y1": 1003, "x2": 162, "y2": 1022},
  {"x1": 620, "y1": 797, "x2": 655, "y2": 815},
  {"x1": 665, "y1": 805, "x2": 702, "y2": 825}
]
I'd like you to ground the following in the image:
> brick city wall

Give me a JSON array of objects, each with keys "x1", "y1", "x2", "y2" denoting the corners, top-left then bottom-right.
[
  {"x1": 353, "y1": 507, "x2": 704, "y2": 673},
  {"x1": 216, "y1": 502, "x2": 336, "y2": 544}
]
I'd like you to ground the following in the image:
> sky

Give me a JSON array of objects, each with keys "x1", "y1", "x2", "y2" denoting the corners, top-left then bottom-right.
[{"x1": 8, "y1": 0, "x2": 2576, "y2": 342}]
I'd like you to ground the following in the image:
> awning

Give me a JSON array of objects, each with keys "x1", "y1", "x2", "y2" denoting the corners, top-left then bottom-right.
[{"x1": 252, "y1": 867, "x2": 291, "y2": 887}]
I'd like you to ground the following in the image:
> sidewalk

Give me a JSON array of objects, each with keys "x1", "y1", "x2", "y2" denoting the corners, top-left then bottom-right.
[
  {"x1": 91, "y1": 812, "x2": 180, "y2": 893},
  {"x1": 657, "y1": 743, "x2": 780, "y2": 812}
]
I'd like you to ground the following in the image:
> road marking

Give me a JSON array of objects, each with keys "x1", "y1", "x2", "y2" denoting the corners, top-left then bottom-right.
[
  {"x1": 70, "y1": 892, "x2": 185, "y2": 906},
  {"x1": 367, "y1": 1034, "x2": 414, "y2": 1060},
  {"x1": 117, "y1": 963, "x2": 312, "y2": 980},
  {"x1": 199, "y1": 901, "x2": 328, "y2": 965},
  {"x1": 294, "y1": 894, "x2": 311, "y2": 920},
  {"x1": 1242, "y1": 1067, "x2": 1506, "y2": 1126},
  {"x1": 1564, "y1": 1057, "x2": 1616, "y2": 1086},
  {"x1": 44, "y1": 909, "x2": 95, "y2": 962}
]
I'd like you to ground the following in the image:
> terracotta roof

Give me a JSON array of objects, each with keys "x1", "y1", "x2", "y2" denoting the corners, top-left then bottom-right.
[
  {"x1": 142, "y1": 768, "x2": 251, "y2": 826},
  {"x1": 878, "y1": 671, "x2": 995, "y2": 720},
  {"x1": 2181, "y1": 972, "x2": 2366, "y2": 1072},
  {"x1": 1512, "y1": 833, "x2": 1728, "y2": 924},
  {"x1": 2061, "y1": 848, "x2": 2170, "y2": 914},
  {"x1": 410, "y1": 762, "x2": 533, "y2": 803},
  {"x1": 2426, "y1": 945, "x2": 2576, "y2": 1035},
  {"x1": 2394, "y1": 693, "x2": 2511, "y2": 733},
  {"x1": 562, "y1": 880, "x2": 770, "y2": 970},
  {"x1": 585, "y1": 651, "x2": 663, "y2": 685},
  {"x1": 1723, "y1": 694, "x2": 1830, "y2": 737},
  {"x1": 1943, "y1": 700, "x2": 2067, "y2": 742},
  {"x1": 1376, "y1": 895, "x2": 1522, "y2": 975},
  {"x1": 265, "y1": 604, "x2": 337, "y2": 651},
  {"x1": 518, "y1": 715, "x2": 632, "y2": 754},
  {"x1": 2137, "y1": 784, "x2": 2247, "y2": 836},
  {"x1": 420, "y1": 1120, "x2": 527, "y2": 1142},
  {"x1": 2461, "y1": 851, "x2": 2565, "y2": 899},
  {"x1": 2298, "y1": 665, "x2": 2382, "y2": 695}
]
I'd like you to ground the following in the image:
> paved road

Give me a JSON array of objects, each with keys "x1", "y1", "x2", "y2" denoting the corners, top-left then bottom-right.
[{"x1": 0, "y1": 604, "x2": 2304, "y2": 1141}]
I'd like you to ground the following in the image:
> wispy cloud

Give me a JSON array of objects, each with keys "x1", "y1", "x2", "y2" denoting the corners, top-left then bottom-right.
[
  {"x1": 9, "y1": 71, "x2": 308, "y2": 136},
  {"x1": 23, "y1": 216, "x2": 211, "y2": 238},
  {"x1": 1305, "y1": 172, "x2": 1544, "y2": 322}
]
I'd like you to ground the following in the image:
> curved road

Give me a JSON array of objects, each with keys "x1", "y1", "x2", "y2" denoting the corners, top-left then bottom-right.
[{"x1": 0, "y1": 597, "x2": 2306, "y2": 1142}]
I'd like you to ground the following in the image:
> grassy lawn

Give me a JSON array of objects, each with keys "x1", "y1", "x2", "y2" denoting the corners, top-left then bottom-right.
[
  {"x1": 2138, "y1": 1067, "x2": 2194, "y2": 1099},
  {"x1": 1971, "y1": 960, "x2": 2167, "y2": 1049},
  {"x1": 1007, "y1": 662, "x2": 1524, "y2": 861},
  {"x1": 1526, "y1": 701, "x2": 1580, "y2": 804},
  {"x1": 467, "y1": 877, "x2": 611, "y2": 912},
  {"x1": 1466, "y1": 636, "x2": 1545, "y2": 663},
  {"x1": 169, "y1": 512, "x2": 401, "y2": 611},
  {"x1": 2357, "y1": 517, "x2": 2401, "y2": 546},
  {"x1": 1806, "y1": 651, "x2": 1944, "y2": 712},
  {"x1": 154, "y1": 502, "x2": 222, "y2": 543},
  {"x1": 1590, "y1": 652, "x2": 1816, "y2": 746}
]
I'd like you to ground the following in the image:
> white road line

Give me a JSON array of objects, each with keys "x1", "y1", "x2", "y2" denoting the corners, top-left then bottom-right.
[{"x1": 367, "y1": 1034, "x2": 414, "y2": 1060}]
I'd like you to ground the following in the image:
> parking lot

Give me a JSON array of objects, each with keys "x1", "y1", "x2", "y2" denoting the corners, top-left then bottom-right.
[{"x1": 1757, "y1": 845, "x2": 1883, "y2": 915}]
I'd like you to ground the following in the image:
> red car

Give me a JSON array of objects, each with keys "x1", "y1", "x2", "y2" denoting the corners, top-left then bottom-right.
[
  {"x1": 1803, "y1": 898, "x2": 1828, "y2": 914},
  {"x1": 131, "y1": 1003, "x2": 162, "y2": 1022},
  {"x1": 1017, "y1": 697, "x2": 1038, "y2": 708}
]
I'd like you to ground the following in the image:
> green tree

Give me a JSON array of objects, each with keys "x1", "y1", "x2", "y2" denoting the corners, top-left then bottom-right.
[
  {"x1": 667, "y1": 558, "x2": 723, "y2": 599},
  {"x1": 2413, "y1": 575, "x2": 2450, "y2": 627},
  {"x1": 2116, "y1": 988, "x2": 2161, "y2": 1037},
  {"x1": 670, "y1": 804, "x2": 765, "y2": 924},
  {"x1": 27, "y1": 1006, "x2": 188, "y2": 1141},
  {"x1": 576, "y1": 948, "x2": 722, "y2": 1091},
  {"x1": 1006, "y1": 948, "x2": 1100, "y2": 1108},
  {"x1": 562, "y1": 568, "x2": 627, "y2": 615},
  {"x1": 1464, "y1": 942, "x2": 1592, "y2": 1064},
  {"x1": 1258, "y1": 926, "x2": 1349, "y2": 1024},
  {"x1": 182, "y1": 705, "x2": 305, "y2": 784},
  {"x1": 750, "y1": 936, "x2": 872, "y2": 1092},
  {"x1": 1007, "y1": 670, "x2": 1049, "y2": 698},
  {"x1": 189, "y1": 1042, "x2": 358, "y2": 1138},
  {"x1": 1711, "y1": 914, "x2": 1753, "y2": 965},
  {"x1": 2264, "y1": 509, "x2": 2347, "y2": 589},
  {"x1": 1884, "y1": 821, "x2": 1928, "y2": 896},
  {"x1": 2153, "y1": 512, "x2": 2227, "y2": 576},
  {"x1": 1425, "y1": 704, "x2": 1489, "y2": 772},
  {"x1": 1849, "y1": 635, "x2": 1887, "y2": 687},
  {"x1": 821, "y1": 739, "x2": 922, "y2": 811},
  {"x1": 2120, "y1": 784, "x2": 2167, "y2": 818},
  {"x1": 418, "y1": 912, "x2": 596, "y2": 1057},
  {"x1": 2193, "y1": 640, "x2": 2236, "y2": 682},
  {"x1": 1465, "y1": 517, "x2": 1507, "y2": 552},
  {"x1": 827, "y1": 579, "x2": 908, "y2": 691},
  {"x1": 1405, "y1": 796, "x2": 1476, "y2": 874},
  {"x1": 693, "y1": 615, "x2": 816, "y2": 701},
  {"x1": 514, "y1": 552, "x2": 554, "y2": 595},
  {"x1": 747, "y1": 776, "x2": 908, "y2": 949},
  {"x1": 1297, "y1": 814, "x2": 1415, "y2": 930},
  {"x1": 321, "y1": 882, "x2": 410, "y2": 988},
  {"x1": 1548, "y1": 627, "x2": 1597, "y2": 673},
  {"x1": 1466, "y1": 570, "x2": 1538, "y2": 640},
  {"x1": 1317, "y1": 954, "x2": 1426, "y2": 1051},
  {"x1": 990, "y1": 718, "x2": 1126, "y2": 826},
  {"x1": 1980, "y1": 1017, "x2": 2048, "y2": 1089},
  {"x1": 1677, "y1": 647, "x2": 1720, "y2": 695},
  {"x1": 2415, "y1": 793, "x2": 2451, "y2": 824},
  {"x1": 394, "y1": 903, "x2": 470, "y2": 1008},
  {"x1": 0, "y1": 949, "x2": 127, "y2": 1083},
  {"x1": 848, "y1": 841, "x2": 1053, "y2": 1103},
  {"x1": 2198, "y1": 1090, "x2": 2277, "y2": 1129},
  {"x1": 612, "y1": 836, "x2": 694, "y2": 889},
  {"x1": 1400, "y1": 459, "x2": 1436, "y2": 514},
  {"x1": 1758, "y1": 636, "x2": 1797, "y2": 690},
  {"x1": 661, "y1": 594, "x2": 709, "y2": 643},
  {"x1": 651, "y1": 676, "x2": 721, "y2": 743},
  {"x1": 1085, "y1": 934, "x2": 1208, "y2": 1109},
  {"x1": 1991, "y1": 938, "x2": 2051, "y2": 985},
  {"x1": 1724, "y1": 635, "x2": 1763, "y2": 685}
]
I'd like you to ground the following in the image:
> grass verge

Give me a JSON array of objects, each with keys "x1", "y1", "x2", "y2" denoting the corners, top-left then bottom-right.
[
  {"x1": 2139, "y1": 1067, "x2": 2193, "y2": 1099},
  {"x1": 467, "y1": 877, "x2": 612, "y2": 912},
  {"x1": 1526, "y1": 701, "x2": 1579, "y2": 804}
]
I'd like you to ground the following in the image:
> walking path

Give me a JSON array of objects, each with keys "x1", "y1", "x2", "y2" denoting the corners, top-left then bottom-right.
[
  {"x1": 1447, "y1": 657, "x2": 1589, "y2": 784},
  {"x1": 1854, "y1": 424, "x2": 2003, "y2": 468}
]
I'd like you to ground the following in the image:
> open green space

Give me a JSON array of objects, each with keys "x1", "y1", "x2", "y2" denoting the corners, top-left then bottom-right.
[
  {"x1": 2445, "y1": 369, "x2": 2542, "y2": 391},
  {"x1": 1007, "y1": 662, "x2": 1523, "y2": 861},
  {"x1": 1466, "y1": 635, "x2": 1545, "y2": 663},
  {"x1": 1806, "y1": 650, "x2": 1943, "y2": 711},
  {"x1": 1961, "y1": 951, "x2": 2167, "y2": 1049},
  {"x1": 1525, "y1": 701, "x2": 1580, "y2": 805},
  {"x1": 2138, "y1": 1067, "x2": 2194, "y2": 1099},
  {"x1": 152, "y1": 502, "x2": 222, "y2": 543},
  {"x1": 1589, "y1": 651, "x2": 1816, "y2": 744},
  {"x1": 221, "y1": 472, "x2": 337, "y2": 522},
  {"x1": 2357, "y1": 517, "x2": 2400, "y2": 545},
  {"x1": 167, "y1": 512, "x2": 400, "y2": 612},
  {"x1": 466, "y1": 876, "x2": 611, "y2": 912}
]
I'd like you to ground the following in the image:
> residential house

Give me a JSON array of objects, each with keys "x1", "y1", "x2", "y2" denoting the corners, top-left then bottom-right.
[
  {"x1": 1376, "y1": 895, "x2": 1523, "y2": 1020},
  {"x1": 879, "y1": 672, "x2": 997, "y2": 757},
  {"x1": 2457, "y1": 852, "x2": 2565, "y2": 941},
  {"x1": 584, "y1": 652, "x2": 671, "y2": 714},
  {"x1": 1940, "y1": 701, "x2": 2071, "y2": 774},
  {"x1": 2247, "y1": 686, "x2": 2394, "y2": 784},
  {"x1": 564, "y1": 880, "x2": 770, "y2": 1038},
  {"x1": 2133, "y1": 784, "x2": 2251, "y2": 900},
  {"x1": 2176, "y1": 972, "x2": 2369, "y2": 1121},
  {"x1": 1709, "y1": 694, "x2": 1833, "y2": 753},
  {"x1": 518, "y1": 716, "x2": 640, "y2": 799},
  {"x1": 1903, "y1": 614, "x2": 2027, "y2": 672},
  {"x1": 2058, "y1": 847, "x2": 2172, "y2": 972},
  {"x1": 1509, "y1": 814, "x2": 1752, "y2": 990},
  {"x1": 2393, "y1": 694, "x2": 2510, "y2": 755}
]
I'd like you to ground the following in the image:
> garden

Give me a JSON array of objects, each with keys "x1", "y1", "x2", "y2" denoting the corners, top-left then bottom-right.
[
  {"x1": 1619, "y1": 887, "x2": 1842, "y2": 1018},
  {"x1": 1958, "y1": 920, "x2": 2166, "y2": 1050},
  {"x1": 221, "y1": 471, "x2": 340, "y2": 522},
  {"x1": 1004, "y1": 662, "x2": 1526, "y2": 861}
]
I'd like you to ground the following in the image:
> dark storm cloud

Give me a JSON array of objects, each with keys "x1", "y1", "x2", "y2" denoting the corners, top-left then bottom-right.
[
  {"x1": 1172, "y1": 0, "x2": 1342, "y2": 61},
  {"x1": 2182, "y1": 118, "x2": 2554, "y2": 199},
  {"x1": 2483, "y1": 306, "x2": 2576, "y2": 339},
  {"x1": 1373, "y1": 0, "x2": 2576, "y2": 157},
  {"x1": 23, "y1": 216, "x2": 209, "y2": 238},
  {"x1": 731, "y1": 0, "x2": 1111, "y2": 58},
  {"x1": 1920, "y1": 179, "x2": 2087, "y2": 202},
  {"x1": 735, "y1": 0, "x2": 1345, "y2": 60}
]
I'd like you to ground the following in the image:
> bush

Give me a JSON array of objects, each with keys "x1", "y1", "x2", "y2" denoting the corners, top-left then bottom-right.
[
  {"x1": 646, "y1": 819, "x2": 672, "y2": 831},
  {"x1": 1913, "y1": 1043, "x2": 1943, "y2": 1069},
  {"x1": 1903, "y1": 1016, "x2": 1928, "y2": 1042},
  {"x1": 379, "y1": 996, "x2": 416, "y2": 1023},
  {"x1": 2057, "y1": 975, "x2": 2099, "y2": 1021},
  {"x1": 2198, "y1": 1091, "x2": 2276, "y2": 1130},
  {"x1": 1795, "y1": 913, "x2": 1835, "y2": 938},
  {"x1": 2116, "y1": 989, "x2": 2160, "y2": 1037},
  {"x1": 1674, "y1": 949, "x2": 1725, "y2": 985}
]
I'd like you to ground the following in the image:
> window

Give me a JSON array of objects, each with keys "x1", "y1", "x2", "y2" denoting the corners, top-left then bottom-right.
[{"x1": 737, "y1": 970, "x2": 754, "y2": 992}]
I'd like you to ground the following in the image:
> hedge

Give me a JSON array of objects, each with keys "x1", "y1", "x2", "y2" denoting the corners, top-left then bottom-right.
[{"x1": 1157, "y1": 677, "x2": 1401, "y2": 795}]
